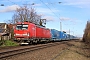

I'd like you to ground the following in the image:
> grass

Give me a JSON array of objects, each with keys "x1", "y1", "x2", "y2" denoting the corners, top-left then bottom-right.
[{"x1": 0, "y1": 40, "x2": 18, "y2": 47}]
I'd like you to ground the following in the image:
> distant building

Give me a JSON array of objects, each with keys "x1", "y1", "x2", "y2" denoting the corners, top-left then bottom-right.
[
  {"x1": 0, "y1": 23, "x2": 8, "y2": 36},
  {"x1": 0, "y1": 23, "x2": 9, "y2": 40}
]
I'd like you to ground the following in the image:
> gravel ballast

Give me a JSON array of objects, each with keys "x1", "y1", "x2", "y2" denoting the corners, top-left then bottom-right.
[{"x1": 2, "y1": 40, "x2": 90, "y2": 60}]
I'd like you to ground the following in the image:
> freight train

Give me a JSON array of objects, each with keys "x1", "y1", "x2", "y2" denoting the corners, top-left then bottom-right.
[{"x1": 14, "y1": 22, "x2": 77, "y2": 45}]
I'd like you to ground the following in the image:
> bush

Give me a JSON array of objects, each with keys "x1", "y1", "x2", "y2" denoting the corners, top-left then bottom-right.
[
  {"x1": 83, "y1": 21, "x2": 90, "y2": 46},
  {"x1": 0, "y1": 40, "x2": 18, "y2": 47},
  {"x1": 0, "y1": 40, "x2": 5, "y2": 46}
]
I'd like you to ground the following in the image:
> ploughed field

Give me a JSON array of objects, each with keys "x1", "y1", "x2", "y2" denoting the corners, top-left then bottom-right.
[{"x1": 0, "y1": 40, "x2": 90, "y2": 60}]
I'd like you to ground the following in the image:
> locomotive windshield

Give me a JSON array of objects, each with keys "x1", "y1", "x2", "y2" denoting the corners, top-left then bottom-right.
[{"x1": 16, "y1": 24, "x2": 28, "y2": 30}]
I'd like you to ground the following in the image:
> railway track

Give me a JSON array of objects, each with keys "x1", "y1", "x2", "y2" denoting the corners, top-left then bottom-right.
[{"x1": 0, "y1": 42, "x2": 66, "y2": 60}]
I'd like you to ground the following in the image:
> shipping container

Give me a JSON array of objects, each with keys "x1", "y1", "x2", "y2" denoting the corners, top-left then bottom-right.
[
  {"x1": 50, "y1": 29, "x2": 61, "y2": 41},
  {"x1": 59, "y1": 31, "x2": 67, "y2": 40},
  {"x1": 65, "y1": 34, "x2": 69, "y2": 40},
  {"x1": 70, "y1": 35, "x2": 74, "y2": 40}
]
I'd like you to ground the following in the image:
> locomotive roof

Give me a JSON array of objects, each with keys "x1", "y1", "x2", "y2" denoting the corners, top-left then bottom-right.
[
  {"x1": 16, "y1": 22, "x2": 50, "y2": 30},
  {"x1": 36, "y1": 25, "x2": 50, "y2": 29}
]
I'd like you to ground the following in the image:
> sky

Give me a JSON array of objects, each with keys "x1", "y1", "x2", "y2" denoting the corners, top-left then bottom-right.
[{"x1": 0, "y1": 0, "x2": 90, "y2": 37}]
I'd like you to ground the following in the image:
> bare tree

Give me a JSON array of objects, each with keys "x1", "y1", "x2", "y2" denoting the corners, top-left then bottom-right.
[
  {"x1": 83, "y1": 20, "x2": 90, "y2": 45},
  {"x1": 12, "y1": 5, "x2": 41, "y2": 25},
  {"x1": 4, "y1": 5, "x2": 47, "y2": 40}
]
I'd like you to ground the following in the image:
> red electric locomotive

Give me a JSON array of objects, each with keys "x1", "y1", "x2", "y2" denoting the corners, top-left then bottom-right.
[{"x1": 14, "y1": 22, "x2": 51, "y2": 44}]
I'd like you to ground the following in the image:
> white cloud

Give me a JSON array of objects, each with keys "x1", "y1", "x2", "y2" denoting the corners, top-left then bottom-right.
[
  {"x1": 1, "y1": 0, "x2": 23, "y2": 2},
  {"x1": 36, "y1": 7, "x2": 60, "y2": 16},
  {"x1": 0, "y1": 5, "x2": 20, "y2": 12},
  {"x1": 32, "y1": 3, "x2": 41, "y2": 6},
  {"x1": 60, "y1": 17, "x2": 71, "y2": 21},
  {"x1": 42, "y1": 16, "x2": 54, "y2": 22},
  {"x1": 63, "y1": 0, "x2": 90, "y2": 8},
  {"x1": 59, "y1": 17, "x2": 84, "y2": 26},
  {"x1": 37, "y1": 14, "x2": 54, "y2": 21}
]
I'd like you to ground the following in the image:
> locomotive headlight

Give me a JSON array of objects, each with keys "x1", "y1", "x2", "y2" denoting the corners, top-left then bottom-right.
[
  {"x1": 23, "y1": 34, "x2": 27, "y2": 36},
  {"x1": 14, "y1": 33, "x2": 20, "y2": 36},
  {"x1": 27, "y1": 33, "x2": 29, "y2": 36},
  {"x1": 22, "y1": 33, "x2": 29, "y2": 36}
]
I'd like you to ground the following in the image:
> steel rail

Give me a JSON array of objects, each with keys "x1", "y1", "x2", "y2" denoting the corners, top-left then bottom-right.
[{"x1": 0, "y1": 42, "x2": 64, "y2": 59}]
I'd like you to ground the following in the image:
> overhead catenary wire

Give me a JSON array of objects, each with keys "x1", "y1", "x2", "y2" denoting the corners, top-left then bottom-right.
[
  {"x1": 39, "y1": 0, "x2": 61, "y2": 20},
  {"x1": 48, "y1": 0, "x2": 61, "y2": 18},
  {"x1": 6, "y1": 0, "x2": 61, "y2": 20},
  {"x1": 7, "y1": 0, "x2": 17, "y2": 5},
  {"x1": 40, "y1": 0, "x2": 63, "y2": 31},
  {"x1": 46, "y1": 0, "x2": 63, "y2": 31},
  {"x1": 7, "y1": 0, "x2": 61, "y2": 21}
]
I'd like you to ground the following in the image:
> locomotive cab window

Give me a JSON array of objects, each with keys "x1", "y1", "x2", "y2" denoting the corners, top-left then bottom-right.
[{"x1": 16, "y1": 24, "x2": 28, "y2": 30}]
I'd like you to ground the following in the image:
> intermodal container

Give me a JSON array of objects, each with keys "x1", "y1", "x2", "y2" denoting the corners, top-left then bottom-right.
[{"x1": 50, "y1": 29, "x2": 60, "y2": 40}]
